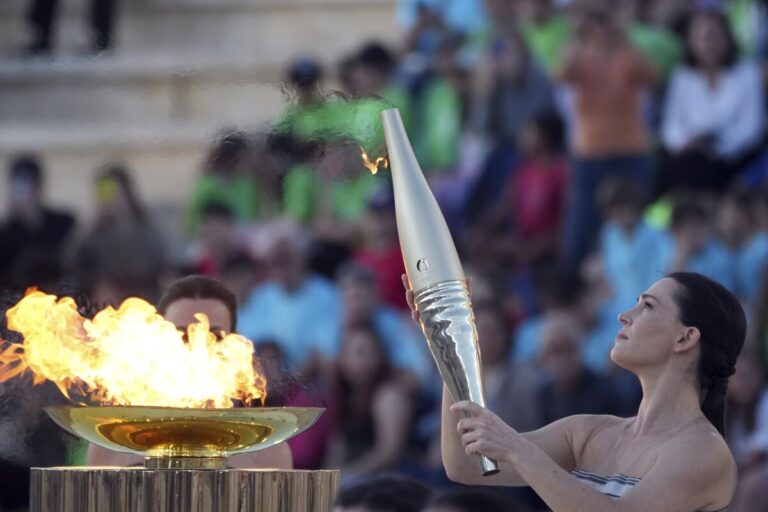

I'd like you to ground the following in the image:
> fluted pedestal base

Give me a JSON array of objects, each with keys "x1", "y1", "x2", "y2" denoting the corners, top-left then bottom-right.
[{"x1": 31, "y1": 467, "x2": 340, "y2": 512}]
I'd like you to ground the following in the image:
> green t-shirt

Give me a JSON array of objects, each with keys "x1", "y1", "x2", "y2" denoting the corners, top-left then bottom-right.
[
  {"x1": 414, "y1": 77, "x2": 462, "y2": 172},
  {"x1": 628, "y1": 23, "x2": 682, "y2": 78},
  {"x1": 728, "y1": 0, "x2": 761, "y2": 56},
  {"x1": 282, "y1": 164, "x2": 382, "y2": 223},
  {"x1": 521, "y1": 16, "x2": 571, "y2": 74},
  {"x1": 185, "y1": 173, "x2": 261, "y2": 234}
]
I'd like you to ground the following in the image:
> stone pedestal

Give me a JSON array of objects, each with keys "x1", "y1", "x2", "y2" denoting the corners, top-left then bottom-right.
[{"x1": 31, "y1": 467, "x2": 340, "y2": 512}]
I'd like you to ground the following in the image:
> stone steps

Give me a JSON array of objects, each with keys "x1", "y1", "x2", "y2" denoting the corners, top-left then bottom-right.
[
  {"x1": 0, "y1": 0, "x2": 396, "y2": 64},
  {"x1": 0, "y1": 0, "x2": 399, "y2": 221}
]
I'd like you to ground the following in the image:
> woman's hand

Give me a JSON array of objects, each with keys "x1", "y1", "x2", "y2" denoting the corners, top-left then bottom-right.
[
  {"x1": 452, "y1": 401, "x2": 525, "y2": 465},
  {"x1": 402, "y1": 274, "x2": 419, "y2": 323}
]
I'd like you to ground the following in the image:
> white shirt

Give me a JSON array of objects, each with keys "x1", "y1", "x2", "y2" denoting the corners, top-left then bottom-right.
[{"x1": 662, "y1": 60, "x2": 764, "y2": 159}]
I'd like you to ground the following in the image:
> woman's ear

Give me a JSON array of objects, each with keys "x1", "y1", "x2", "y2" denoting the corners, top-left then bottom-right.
[{"x1": 674, "y1": 327, "x2": 701, "y2": 354}]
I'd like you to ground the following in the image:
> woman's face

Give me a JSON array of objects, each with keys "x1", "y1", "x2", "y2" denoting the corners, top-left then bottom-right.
[
  {"x1": 688, "y1": 14, "x2": 729, "y2": 68},
  {"x1": 339, "y1": 330, "x2": 385, "y2": 386},
  {"x1": 611, "y1": 278, "x2": 690, "y2": 370}
]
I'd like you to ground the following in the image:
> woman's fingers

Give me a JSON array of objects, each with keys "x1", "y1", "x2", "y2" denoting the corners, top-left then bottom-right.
[
  {"x1": 456, "y1": 417, "x2": 483, "y2": 433},
  {"x1": 450, "y1": 401, "x2": 485, "y2": 417},
  {"x1": 401, "y1": 274, "x2": 419, "y2": 322}
]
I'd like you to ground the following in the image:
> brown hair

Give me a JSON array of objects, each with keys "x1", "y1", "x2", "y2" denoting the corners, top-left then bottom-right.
[{"x1": 157, "y1": 276, "x2": 238, "y2": 331}]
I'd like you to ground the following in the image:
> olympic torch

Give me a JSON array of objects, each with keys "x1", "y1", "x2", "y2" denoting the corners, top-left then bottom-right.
[{"x1": 381, "y1": 108, "x2": 499, "y2": 476}]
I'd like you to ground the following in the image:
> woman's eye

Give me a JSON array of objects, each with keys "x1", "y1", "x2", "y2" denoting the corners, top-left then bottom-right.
[{"x1": 643, "y1": 301, "x2": 653, "y2": 309}]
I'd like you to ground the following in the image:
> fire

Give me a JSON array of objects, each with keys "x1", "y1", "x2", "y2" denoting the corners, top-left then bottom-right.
[
  {"x1": 360, "y1": 146, "x2": 388, "y2": 175},
  {"x1": 0, "y1": 290, "x2": 266, "y2": 408}
]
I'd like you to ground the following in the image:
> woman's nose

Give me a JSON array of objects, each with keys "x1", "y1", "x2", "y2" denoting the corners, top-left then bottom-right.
[{"x1": 618, "y1": 311, "x2": 630, "y2": 326}]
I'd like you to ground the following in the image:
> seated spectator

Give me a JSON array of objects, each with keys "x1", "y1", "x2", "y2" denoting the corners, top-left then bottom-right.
[
  {"x1": 411, "y1": 34, "x2": 464, "y2": 176},
  {"x1": 727, "y1": 353, "x2": 768, "y2": 468},
  {"x1": 598, "y1": 179, "x2": 668, "y2": 308},
  {"x1": 73, "y1": 164, "x2": 165, "y2": 302},
  {"x1": 536, "y1": 313, "x2": 622, "y2": 424},
  {"x1": 515, "y1": 0, "x2": 571, "y2": 74},
  {"x1": 220, "y1": 253, "x2": 265, "y2": 307},
  {"x1": 469, "y1": 30, "x2": 556, "y2": 155},
  {"x1": 727, "y1": 353, "x2": 768, "y2": 512},
  {"x1": 475, "y1": 301, "x2": 543, "y2": 432},
  {"x1": 422, "y1": 488, "x2": 520, "y2": 512},
  {"x1": 353, "y1": 192, "x2": 407, "y2": 311},
  {"x1": 397, "y1": 0, "x2": 486, "y2": 38},
  {"x1": 657, "y1": 193, "x2": 735, "y2": 292},
  {"x1": 471, "y1": 110, "x2": 568, "y2": 268},
  {"x1": 333, "y1": 475, "x2": 432, "y2": 512},
  {"x1": 338, "y1": 263, "x2": 430, "y2": 391},
  {"x1": 512, "y1": 272, "x2": 587, "y2": 363},
  {"x1": 717, "y1": 189, "x2": 768, "y2": 302},
  {"x1": 87, "y1": 276, "x2": 292, "y2": 469},
  {"x1": 345, "y1": 42, "x2": 411, "y2": 130},
  {"x1": 464, "y1": 29, "x2": 557, "y2": 223},
  {"x1": 557, "y1": 2, "x2": 658, "y2": 273},
  {"x1": 238, "y1": 220, "x2": 341, "y2": 374},
  {"x1": 325, "y1": 323, "x2": 412, "y2": 480},
  {"x1": 0, "y1": 155, "x2": 75, "y2": 286},
  {"x1": 191, "y1": 202, "x2": 244, "y2": 277},
  {"x1": 185, "y1": 130, "x2": 262, "y2": 234},
  {"x1": 661, "y1": 8, "x2": 764, "y2": 193},
  {"x1": 255, "y1": 342, "x2": 332, "y2": 470}
]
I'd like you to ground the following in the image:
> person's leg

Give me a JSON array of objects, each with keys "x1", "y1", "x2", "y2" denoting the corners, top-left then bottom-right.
[
  {"x1": 90, "y1": 0, "x2": 116, "y2": 52},
  {"x1": 561, "y1": 158, "x2": 602, "y2": 275},
  {"x1": 27, "y1": 0, "x2": 57, "y2": 53},
  {"x1": 615, "y1": 154, "x2": 656, "y2": 193}
]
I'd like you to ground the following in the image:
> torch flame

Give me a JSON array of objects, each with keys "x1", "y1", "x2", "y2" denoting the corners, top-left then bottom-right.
[
  {"x1": 0, "y1": 290, "x2": 266, "y2": 408},
  {"x1": 360, "y1": 146, "x2": 388, "y2": 175}
]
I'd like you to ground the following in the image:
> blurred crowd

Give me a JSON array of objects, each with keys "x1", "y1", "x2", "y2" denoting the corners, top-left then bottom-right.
[{"x1": 6, "y1": 0, "x2": 768, "y2": 510}]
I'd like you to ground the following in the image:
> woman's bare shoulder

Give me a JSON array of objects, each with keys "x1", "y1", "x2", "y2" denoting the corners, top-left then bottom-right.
[{"x1": 564, "y1": 414, "x2": 629, "y2": 445}]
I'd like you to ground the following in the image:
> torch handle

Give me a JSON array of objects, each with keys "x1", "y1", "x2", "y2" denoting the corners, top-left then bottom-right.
[{"x1": 414, "y1": 280, "x2": 500, "y2": 477}]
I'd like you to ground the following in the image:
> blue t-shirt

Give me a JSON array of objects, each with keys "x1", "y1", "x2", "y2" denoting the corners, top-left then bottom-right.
[
  {"x1": 601, "y1": 221, "x2": 670, "y2": 307},
  {"x1": 238, "y1": 276, "x2": 341, "y2": 368},
  {"x1": 373, "y1": 308, "x2": 433, "y2": 385},
  {"x1": 734, "y1": 232, "x2": 768, "y2": 301}
]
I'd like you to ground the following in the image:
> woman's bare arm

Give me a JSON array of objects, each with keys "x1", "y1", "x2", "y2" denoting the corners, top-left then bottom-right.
[
  {"x1": 455, "y1": 402, "x2": 735, "y2": 512},
  {"x1": 443, "y1": 390, "x2": 599, "y2": 486}
]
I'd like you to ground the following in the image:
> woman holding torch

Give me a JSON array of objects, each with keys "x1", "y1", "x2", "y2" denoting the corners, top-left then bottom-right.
[{"x1": 406, "y1": 272, "x2": 743, "y2": 512}]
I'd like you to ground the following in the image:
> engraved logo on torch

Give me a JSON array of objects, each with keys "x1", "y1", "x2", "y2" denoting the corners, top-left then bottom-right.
[{"x1": 416, "y1": 258, "x2": 430, "y2": 272}]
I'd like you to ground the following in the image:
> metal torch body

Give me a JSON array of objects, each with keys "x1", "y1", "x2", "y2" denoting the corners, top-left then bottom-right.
[{"x1": 381, "y1": 108, "x2": 499, "y2": 476}]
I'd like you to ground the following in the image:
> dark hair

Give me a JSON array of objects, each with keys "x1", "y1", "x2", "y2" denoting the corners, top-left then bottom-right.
[
  {"x1": 96, "y1": 164, "x2": 148, "y2": 224},
  {"x1": 9, "y1": 154, "x2": 43, "y2": 186},
  {"x1": 527, "y1": 109, "x2": 566, "y2": 153},
  {"x1": 683, "y1": 9, "x2": 740, "y2": 69},
  {"x1": 667, "y1": 272, "x2": 746, "y2": 435},
  {"x1": 199, "y1": 201, "x2": 235, "y2": 222},
  {"x1": 670, "y1": 193, "x2": 711, "y2": 230},
  {"x1": 288, "y1": 58, "x2": 322, "y2": 88},
  {"x1": 356, "y1": 42, "x2": 397, "y2": 75},
  {"x1": 157, "y1": 275, "x2": 238, "y2": 331},
  {"x1": 334, "y1": 475, "x2": 431, "y2": 512},
  {"x1": 598, "y1": 178, "x2": 649, "y2": 216},
  {"x1": 204, "y1": 130, "x2": 251, "y2": 174},
  {"x1": 425, "y1": 489, "x2": 517, "y2": 512}
]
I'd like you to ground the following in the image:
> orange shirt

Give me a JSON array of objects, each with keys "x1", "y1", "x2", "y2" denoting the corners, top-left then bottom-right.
[{"x1": 562, "y1": 44, "x2": 653, "y2": 158}]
